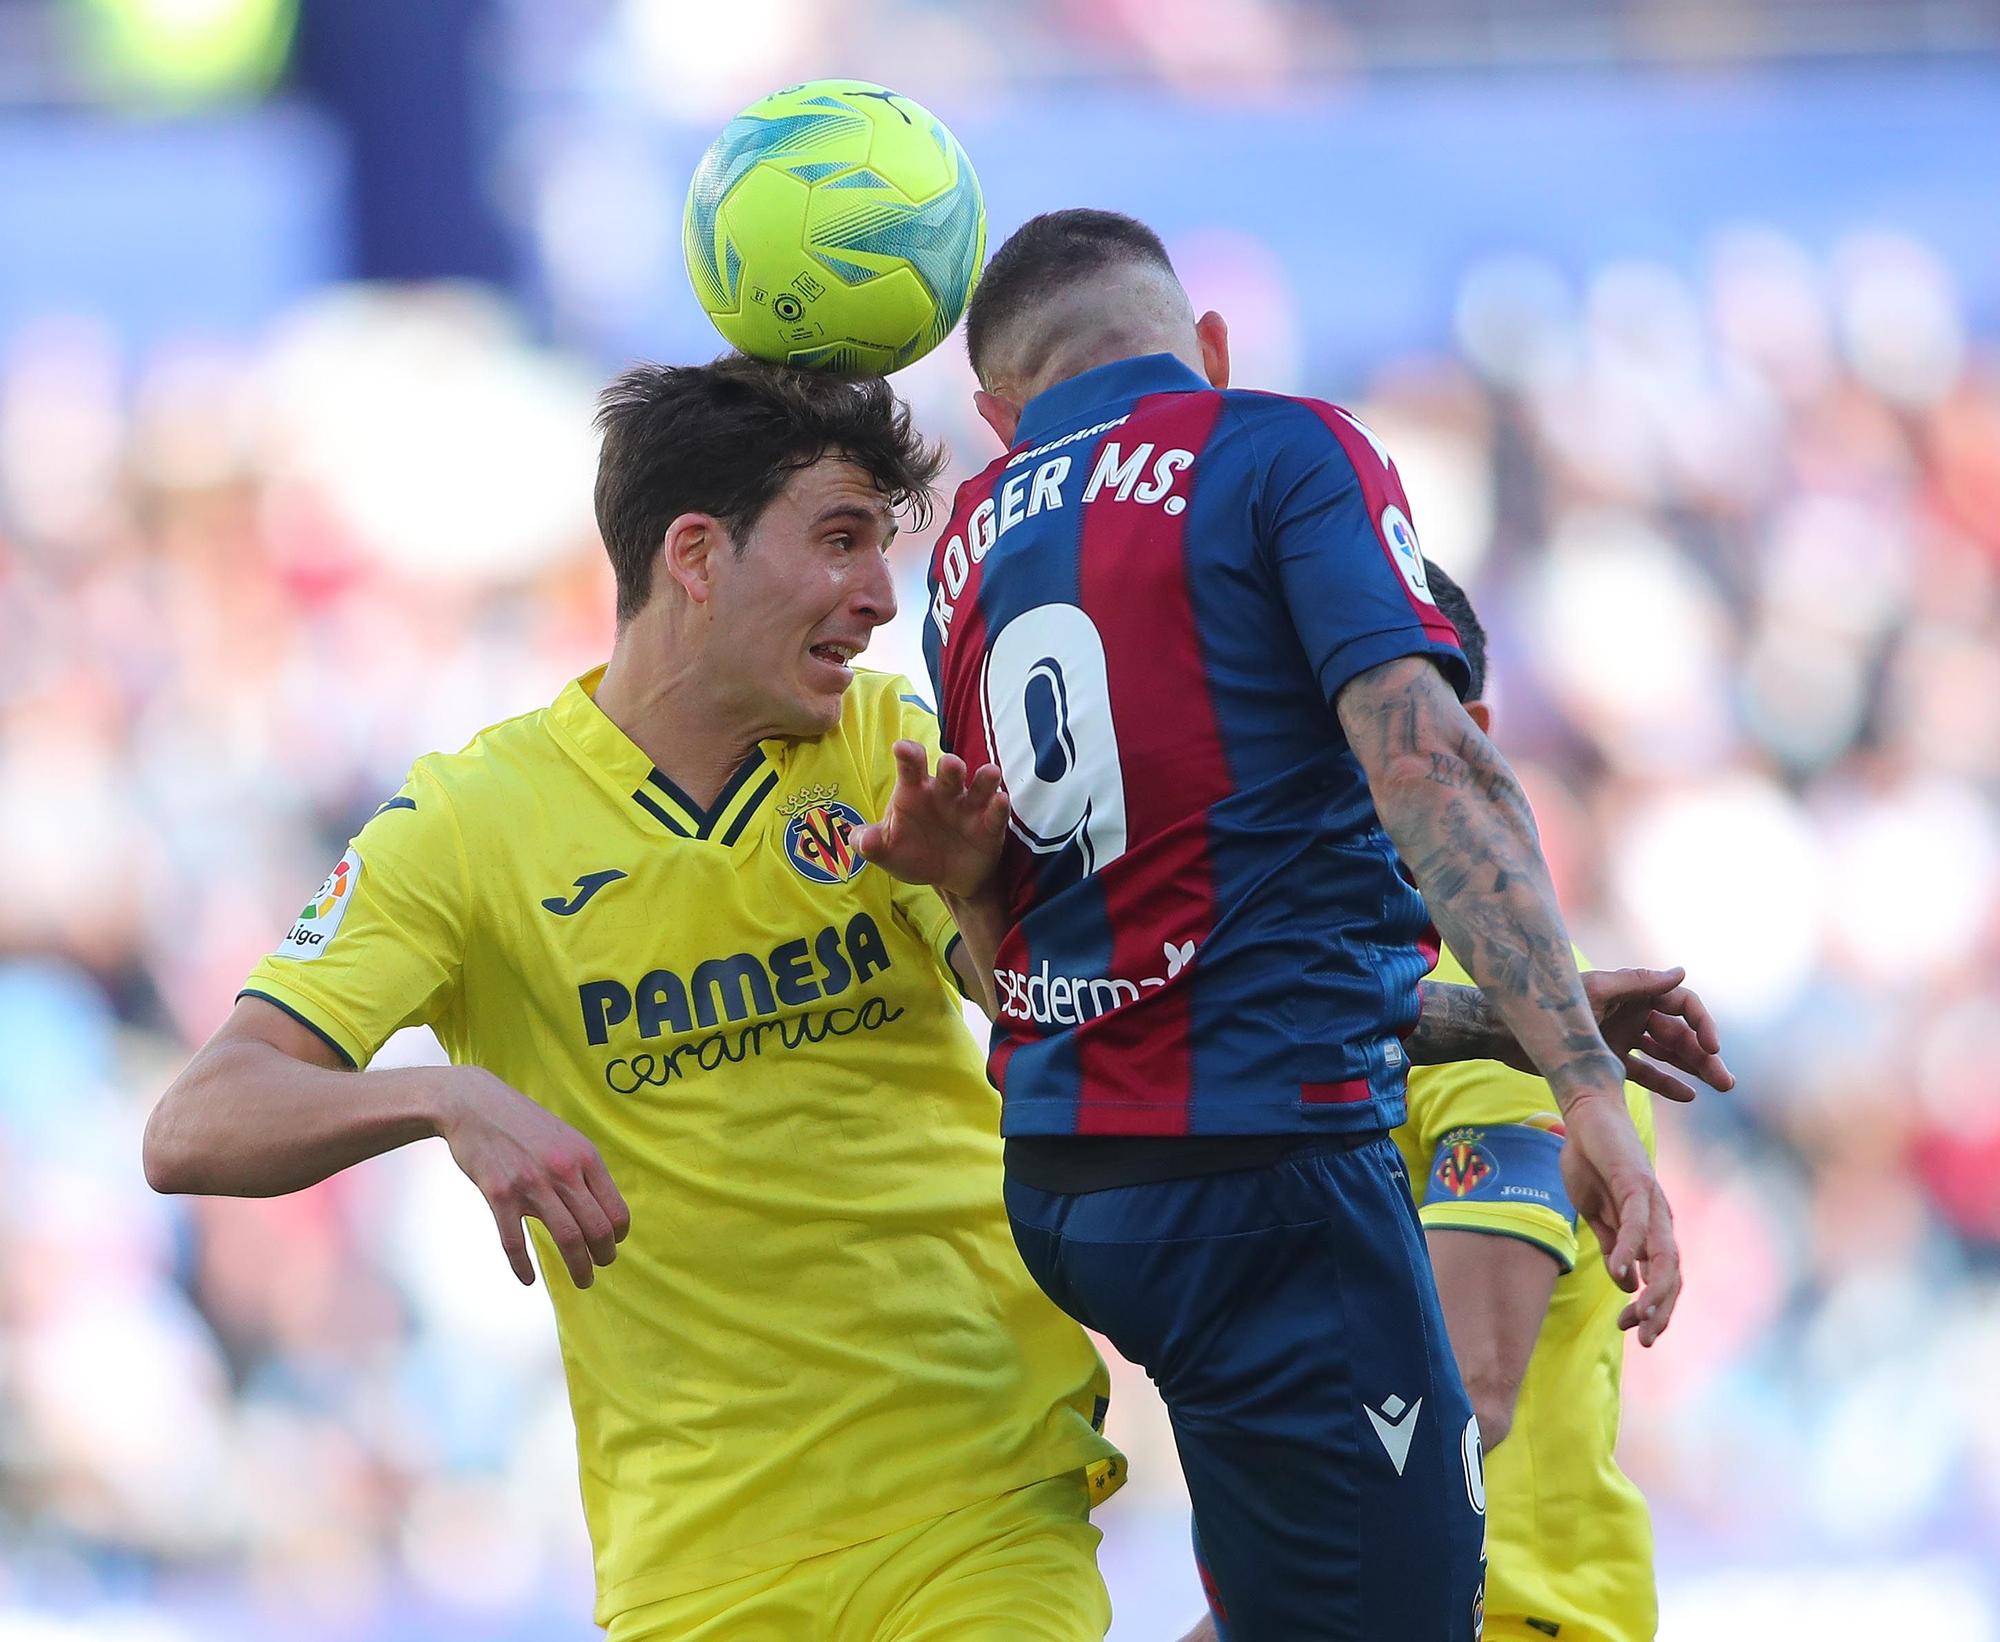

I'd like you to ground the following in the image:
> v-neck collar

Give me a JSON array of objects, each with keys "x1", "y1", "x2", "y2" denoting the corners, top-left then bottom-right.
[{"x1": 549, "y1": 667, "x2": 782, "y2": 846}]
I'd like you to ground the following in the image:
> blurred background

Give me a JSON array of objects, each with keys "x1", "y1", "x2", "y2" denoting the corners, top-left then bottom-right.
[{"x1": 4, "y1": 0, "x2": 1999, "y2": 1637}]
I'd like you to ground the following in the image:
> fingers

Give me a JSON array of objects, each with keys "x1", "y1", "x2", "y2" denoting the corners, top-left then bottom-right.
[
  {"x1": 1623, "y1": 1055, "x2": 1700, "y2": 1104},
  {"x1": 529, "y1": 1190, "x2": 597, "y2": 1289},
  {"x1": 1604, "y1": 1178, "x2": 1648, "y2": 1293},
  {"x1": 1639, "y1": 1009, "x2": 1733, "y2": 1092},
  {"x1": 590, "y1": 1159, "x2": 633, "y2": 1245},
  {"x1": 553, "y1": 1171, "x2": 621, "y2": 1270},
  {"x1": 890, "y1": 739, "x2": 931, "y2": 787},
  {"x1": 1592, "y1": 965, "x2": 1685, "y2": 1005},
  {"x1": 1658, "y1": 979, "x2": 1723, "y2": 1057},
  {"x1": 488, "y1": 1201, "x2": 536, "y2": 1286},
  {"x1": 1615, "y1": 1185, "x2": 1681, "y2": 1345}
]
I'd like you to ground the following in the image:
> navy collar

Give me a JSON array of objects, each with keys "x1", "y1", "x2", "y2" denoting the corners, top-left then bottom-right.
[{"x1": 1012, "y1": 353, "x2": 1211, "y2": 448}]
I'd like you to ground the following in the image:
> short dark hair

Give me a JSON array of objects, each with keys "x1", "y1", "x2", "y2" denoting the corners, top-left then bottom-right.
[
  {"x1": 1423, "y1": 559, "x2": 1488, "y2": 700},
  {"x1": 592, "y1": 356, "x2": 945, "y2": 622},
  {"x1": 964, "y1": 209, "x2": 1178, "y2": 383}
]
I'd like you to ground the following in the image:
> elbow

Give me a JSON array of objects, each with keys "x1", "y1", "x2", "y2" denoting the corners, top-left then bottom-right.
[
  {"x1": 1463, "y1": 1373, "x2": 1521, "y2": 1453},
  {"x1": 1471, "y1": 1394, "x2": 1514, "y2": 1453},
  {"x1": 142, "y1": 1099, "x2": 198, "y2": 1194}
]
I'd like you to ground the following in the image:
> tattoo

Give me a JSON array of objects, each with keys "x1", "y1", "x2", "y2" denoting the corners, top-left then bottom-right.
[
  {"x1": 1337, "y1": 656, "x2": 1621, "y2": 1109},
  {"x1": 1408, "y1": 980, "x2": 1505, "y2": 1065}
]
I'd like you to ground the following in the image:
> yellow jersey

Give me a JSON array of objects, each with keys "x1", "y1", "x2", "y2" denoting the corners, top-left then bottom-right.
[
  {"x1": 1393, "y1": 945, "x2": 1659, "y2": 1642},
  {"x1": 242, "y1": 667, "x2": 1120, "y2": 1625}
]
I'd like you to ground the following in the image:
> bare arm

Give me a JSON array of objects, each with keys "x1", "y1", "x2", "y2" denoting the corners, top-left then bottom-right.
[
  {"x1": 1424, "y1": 1228, "x2": 1561, "y2": 1450},
  {"x1": 1335, "y1": 654, "x2": 1678, "y2": 1341},
  {"x1": 145, "y1": 997, "x2": 630, "y2": 1288},
  {"x1": 944, "y1": 885, "x2": 1005, "y2": 1020},
  {"x1": 1412, "y1": 970, "x2": 1731, "y2": 1103}
]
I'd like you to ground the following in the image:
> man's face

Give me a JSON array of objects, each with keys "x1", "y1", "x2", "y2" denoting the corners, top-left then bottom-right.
[{"x1": 705, "y1": 458, "x2": 900, "y2": 737}]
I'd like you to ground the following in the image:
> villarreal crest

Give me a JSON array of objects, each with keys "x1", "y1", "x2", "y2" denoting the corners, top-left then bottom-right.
[
  {"x1": 781, "y1": 783, "x2": 869, "y2": 885},
  {"x1": 1433, "y1": 1127, "x2": 1498, "y2": 1199}
]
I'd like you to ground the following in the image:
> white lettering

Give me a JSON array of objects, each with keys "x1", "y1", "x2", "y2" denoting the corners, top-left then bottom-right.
[
  {"x1": 998, "y1": 471, "x2": 1030, "y2": 536},
  {"x1": 968, "y1": 498, "x2": 997, "y2": 562},
  {"x1": 940, "y1": 535, "x2": 969, "y2": 597},
  {"x1": 929, "y1": 580, "x2": 953, "y2": 641},
  {"x1": 1028, "y1": 455, "x2": 1069, "y2": 516},
  {"x1": 1083, "y1": 441, "x2": 1152, "y2": 502},
  {"x1": 995, "y1": 948, "x2": 1199, "y2": 1027},
  {"x1": 1005, "y1": 413, "x2": 1130, "y2": 469},
  {"x1": 1135, "y1": 448, "x2": 1194, "y2": 503}
]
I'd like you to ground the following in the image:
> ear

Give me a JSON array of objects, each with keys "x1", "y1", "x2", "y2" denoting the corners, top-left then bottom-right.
[
  {"x1": 1195, "y1": 310, "x2": 1231, "y2": 389},
  {"x1": 974, "y1": 388, "x2": 1022, "y2": 448},
  {"x1": 1464, "y1": 699, "x2": 1492, "y2": 736},
  {"x1": 660, "y1": 512, "x2": 724, "y2": 607}
]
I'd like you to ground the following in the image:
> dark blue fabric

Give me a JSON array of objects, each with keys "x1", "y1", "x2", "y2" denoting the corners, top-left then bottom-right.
[
  {"x1": 1007, "y1": 1139, "x2": 1487, "y2": 1641},
  {"x1": 927, "y1": 356, "x2": 1467, "y2": 1137}
]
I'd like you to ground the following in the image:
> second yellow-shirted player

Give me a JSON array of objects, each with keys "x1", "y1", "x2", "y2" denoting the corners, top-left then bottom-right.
[
  {"x1": 1397, "y1": 941, "x2": 1657, "y2": 1642},
  {"x1": 146, "y1": 360, "x2": 1122, "y2": 1642},
  {"x1": 1395, "y1": 563, "x2": 1660, "y2": 1642}
]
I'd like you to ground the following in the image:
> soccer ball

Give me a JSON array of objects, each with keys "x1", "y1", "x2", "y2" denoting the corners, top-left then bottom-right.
[{"x1": 683, "y1": 80, "x2": 986, "y2": 375}]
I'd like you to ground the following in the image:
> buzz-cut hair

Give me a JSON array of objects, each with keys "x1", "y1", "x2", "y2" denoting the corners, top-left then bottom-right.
[
  {"x1": 1422, "y1": 558, "x2": 1488, "y2": 701},
  {"x1": 964, "y1": 209, "x2": 1179, "y2": 385}
]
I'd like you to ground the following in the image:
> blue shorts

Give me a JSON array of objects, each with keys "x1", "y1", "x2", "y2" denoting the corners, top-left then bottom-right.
[{"x1": 1006, "y1": 1134, "x2": 1487, "y2": 1642}]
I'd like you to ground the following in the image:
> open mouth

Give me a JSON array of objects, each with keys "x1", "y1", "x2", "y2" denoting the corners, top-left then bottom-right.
[{"x1": 809, "y1": 643, "x2": 860, "y2": 668}]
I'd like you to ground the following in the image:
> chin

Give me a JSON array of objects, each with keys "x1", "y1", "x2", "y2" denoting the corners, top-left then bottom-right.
[{"x1": 779, "y1": 692, "x2": 845, "y2": 738}]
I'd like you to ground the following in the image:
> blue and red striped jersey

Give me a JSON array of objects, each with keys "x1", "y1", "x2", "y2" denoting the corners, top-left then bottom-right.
[{"x1": 924, "y1": 353, "x2": 1468, "y2": 1137}]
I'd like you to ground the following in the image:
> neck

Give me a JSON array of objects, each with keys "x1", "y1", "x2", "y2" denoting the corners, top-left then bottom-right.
[
  {"x1": 596, "y1": 621, "x2": 765, "y2": 808},
  {"x1": 1016, "y1": 332, "x2": 1203, "y2": 405}
]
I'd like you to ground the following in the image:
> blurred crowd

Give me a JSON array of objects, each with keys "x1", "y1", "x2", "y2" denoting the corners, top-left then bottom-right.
[{"x1": 3, "y1": 219, "x2": 1999, "y2": 1634}]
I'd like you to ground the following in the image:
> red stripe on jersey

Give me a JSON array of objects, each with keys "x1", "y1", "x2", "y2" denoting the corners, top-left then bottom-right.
[
  {"x1": 1301, "y1": 1078, "x2": 1374, "y2": 1104},
  {"x1": 1066, "y1": 390, "x2": 1230, "y2": 1134},
  {"x1": 1306, "y1": 401, "x2": 1462, "y2": 652},
  {"x1": 928, "y1": 450, "x2": 1021, "y2": 1091}
]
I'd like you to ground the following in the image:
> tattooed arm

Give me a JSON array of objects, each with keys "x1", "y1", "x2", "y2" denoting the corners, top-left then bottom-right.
[
  {"x1": 1335, "y1": 653, "x2": 1681, "y2": 1342},
  {"x1": 1412, "y1": 969, "x2": 1730, "y2": 1103}
]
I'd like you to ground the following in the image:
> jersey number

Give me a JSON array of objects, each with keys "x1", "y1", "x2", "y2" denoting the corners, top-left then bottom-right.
[{"x1": 980, "y1": 603, "x2": 1127, "y2": 873}]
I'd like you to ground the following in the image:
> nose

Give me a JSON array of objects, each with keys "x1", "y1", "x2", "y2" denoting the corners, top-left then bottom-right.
[{"x1": 855, "y1": 547, "x2": 898, "y2": 628}]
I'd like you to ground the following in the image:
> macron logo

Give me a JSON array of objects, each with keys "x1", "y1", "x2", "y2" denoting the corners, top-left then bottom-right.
[
  {"x1": 542, "y1": 870, "x2": 628, "y2": 917},
  {"x1": 1366, "y1": 1394, "x2": 1423, "y2": 1476}
]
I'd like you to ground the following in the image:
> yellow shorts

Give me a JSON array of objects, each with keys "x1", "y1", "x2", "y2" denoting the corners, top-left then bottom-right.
[{"x1": 609, "y1": 1471, "x2": 1111, "y2": 1642}]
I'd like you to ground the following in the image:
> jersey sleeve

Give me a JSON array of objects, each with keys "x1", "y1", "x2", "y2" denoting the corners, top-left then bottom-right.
[
  {"x1": 238, "y1": 765, "x2": 468, "y2": 1068},
  {"x1": 1243, "y1": 396, "x2": 1470, "y2": 705},
  {"x1": 1405, "y1": 944, "x2": 1655, "y2": 1273},
  {"x1": 1403, "y1": 945, "x2": 1579, "y2": 1271},
  {"x1": 873, "y1": 679, "x2": 968, "y2": 991}
]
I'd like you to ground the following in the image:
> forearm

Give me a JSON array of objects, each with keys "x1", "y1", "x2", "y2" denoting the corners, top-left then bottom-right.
[
  {"x1": 1408, "y1": 980, "x2": 1512, "y2": 1066},
  {"x1": 144, "y1": 1039, "x2": 444, "y2": 1197},
  {"x1": 1374, "y1": 747, "x2": 1617, "y2": 1109},
  {"x1": 942, "y1": 883, "x2": 1007, "y2": 1017}
]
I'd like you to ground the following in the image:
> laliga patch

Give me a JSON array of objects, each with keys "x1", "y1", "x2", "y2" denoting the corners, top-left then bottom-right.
[
  {"x1": 274, "y1": 847, "x2": 361, "y2": 960},
  {"x1": 1378, "y1": 504, "x2": 1437, "y2": 605},
  {"x1": 781, "y1": 785, "x2": 869, "y2": 885}
]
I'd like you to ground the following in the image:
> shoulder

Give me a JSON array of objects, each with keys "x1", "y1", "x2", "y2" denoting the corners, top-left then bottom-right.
[
  {"x1": 407, "y1": 700, "x2": 570, "y2": 810},
  {"x1": 842, "y1": 667, "x2": 935, "y2": 727}
]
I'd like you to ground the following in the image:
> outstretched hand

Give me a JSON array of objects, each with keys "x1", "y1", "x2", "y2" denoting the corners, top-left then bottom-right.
[
  {"x1": 855, "y1": 740, "x2": 1009, "y2": 897},
  {"x1": 1497, "y1": 965, "x2": 1733, "y2": 1103}
]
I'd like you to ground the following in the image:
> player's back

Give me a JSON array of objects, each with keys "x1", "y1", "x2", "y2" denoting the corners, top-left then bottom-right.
[
  {"x1": 1395, "y1": 942, "x2": 1658, "y2": 1642},
  {"x1": 924, "y1": 353, "x2": 1465, "y2": 1138}
]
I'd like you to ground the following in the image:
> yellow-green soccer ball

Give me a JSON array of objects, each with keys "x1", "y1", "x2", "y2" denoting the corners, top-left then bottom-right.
[{"x1": 683, "y1": 80, "x2": 986, "y2": 374}]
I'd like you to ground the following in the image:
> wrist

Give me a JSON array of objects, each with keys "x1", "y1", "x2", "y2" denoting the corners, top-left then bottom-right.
[
  {"x1": 1545, "y1": 1051, "x2": 1625, "y2": 1110},
  {"x1": 414, "y1": 1066, "x2": 479, "y2": 1141}
]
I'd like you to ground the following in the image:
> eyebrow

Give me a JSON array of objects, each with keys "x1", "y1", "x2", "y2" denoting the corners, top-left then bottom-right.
[{"x1": 813, "y1": 502, "x2": 897, "y2": 544}]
